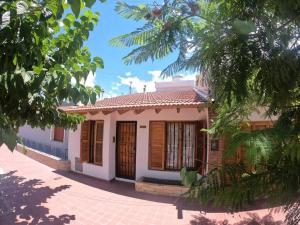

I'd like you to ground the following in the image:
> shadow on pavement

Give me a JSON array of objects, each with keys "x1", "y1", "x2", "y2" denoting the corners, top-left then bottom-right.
[
  {"x1": 54, "y1": 170, "x2": 284, "y2": 221},
  {"x1": 0, "y1": 170, "x2": 74, "y2": 225},
  {"x1": 189, "y1": 212, "x2": 285, "y2": 225}
]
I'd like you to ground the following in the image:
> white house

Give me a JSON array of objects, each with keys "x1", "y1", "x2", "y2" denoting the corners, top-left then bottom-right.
[
  {"x1": 63, "y1": 76, "x2": 274, "y2": 182},
  {"x1": 18, "y1": 125, "x2": 69, "y2": 160}
]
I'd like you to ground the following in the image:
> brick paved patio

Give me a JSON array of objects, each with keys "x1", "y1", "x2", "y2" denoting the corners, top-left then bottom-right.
[{"x1": 0, "y1": 145, "x2": 285, "y2": 225}]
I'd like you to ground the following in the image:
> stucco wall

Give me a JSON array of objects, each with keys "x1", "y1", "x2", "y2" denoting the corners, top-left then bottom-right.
[
  {"x1": 68, "y1": 107, "x2": 207, "y2": 181},
  {"x1": 247, "y1": 106, "x2": 278, "y2": 121},
  {"x1": 18, "y1": 125, "x2": 69, "y2": 159},
  {"x1": 68, "y1": 114, "x2": 113, "y2": 181}
]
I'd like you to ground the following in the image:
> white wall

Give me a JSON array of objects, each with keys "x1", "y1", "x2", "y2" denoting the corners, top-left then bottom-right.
[
  {"x1": 68, "y1": 107, "x2": 207, "y2": 181},
  {"x1": 18, "y1": 125, "x2": 69, "y2": 150},
  {"x1": 155, "y1": 80, "x2": 195, "y2": 92},
  {"x1": 68, "y1": 124, "x2": 81, "y2": 172},
  {"x1": 68, "y1": 113, "x2": 113, "y2": 181},
  {"x1": 248, "y1": 106, "x2": 278, "y2": 121}
]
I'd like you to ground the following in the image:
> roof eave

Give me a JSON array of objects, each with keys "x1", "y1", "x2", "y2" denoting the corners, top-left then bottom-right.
[{"x1": 62, "y1": 102, "x2": 206, "y2": 114}]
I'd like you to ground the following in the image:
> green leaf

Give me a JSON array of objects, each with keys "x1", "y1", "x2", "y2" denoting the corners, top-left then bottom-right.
[
  {"x1": 68, "y1": 0, "x2": 81, "y2": 18},
  {"x1": 80, "y1": 88, "x2": 90, "y2": 104},
  {"x1": 84, "y1": 0, "x2": 96, "y2": 8},
  {"x1": 46, "y1": 0, "x2": 61, "y2": 17},
  {"x1": 0, "y1": 127, "x2": 18, "y2": 151},
  {"x1": 63, "y1": 18, "x2": 71, "y2": 28},
  {"x1": 180, "y1": 168, "x2": 198, "y2": 187},
  {"x1": 33, "y1": 65, "x2": 43, "y2": 74},
  {"x1": 66, "y1": 13, "x2": 76, "y2": 23},
  {"x1": 13, "y1": 55, "x2": 17, "y2": 65},
  {"x1": 93, "y1": 56, "x2": 104, "y2": 68},
  {"x1": 94, "y1": 85, "x2": 103, "y2": 94},
  {"x1": 90, "y1": 91, "x2": 97, "y2": 104}
]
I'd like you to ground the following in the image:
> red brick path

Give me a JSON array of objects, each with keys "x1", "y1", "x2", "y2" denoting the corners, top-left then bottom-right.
[{"x1": 0, "y1": 145, "x2": 285, "y2": 225}]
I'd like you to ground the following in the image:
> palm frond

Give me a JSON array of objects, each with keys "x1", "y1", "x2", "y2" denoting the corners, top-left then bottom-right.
[
  {"x1": 161, "y1": 37, "x2": 188, "y2": 76},
  {"x1": 225, "y1": 128, "x2": 274, "y2": 166},
  {"x1": 115, "y1": 1, "x2": 150, "y2": 21},
  {"x1": 122, "y1": 29, "x2": 177, "y2": 64},
  {"x1": 110, "y1": 23, "x2": 158, "y2": 47}
]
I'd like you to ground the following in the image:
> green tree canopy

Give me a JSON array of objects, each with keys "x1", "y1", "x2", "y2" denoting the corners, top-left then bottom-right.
[
  {"x1": 112, "y1": 1, "x2": 300, "y2": 224},
  {"x1": 0, "y1": 0, "x2": 105, "y2": 149}
]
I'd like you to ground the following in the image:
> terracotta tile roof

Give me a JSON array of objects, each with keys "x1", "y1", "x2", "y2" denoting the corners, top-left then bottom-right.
[{"x1": 62, "y1": 89, "x2": 207, "y2": 113}]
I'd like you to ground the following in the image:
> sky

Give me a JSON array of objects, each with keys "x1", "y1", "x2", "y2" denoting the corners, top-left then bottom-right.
[{"x1": 84, "y1": 0, "x2": 197, "y2": 97}]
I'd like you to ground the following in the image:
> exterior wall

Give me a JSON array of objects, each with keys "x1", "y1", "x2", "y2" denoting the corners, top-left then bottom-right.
[
  {"x1": 155, "y1": 79, "x2": 195, "y2": 92},
  {"x1": 16, "y1": 144, "x2": 71, "y2": 171},
  {"x1": 68, "y1": 114, "x2": 113, "y2": 181},
  {"x1": 248, "y1": 106, "x2": 278, "y2": 121},
  {"x1": 18, "y1": 125, "x2": 69, "y2": 159},
  {"x1": 206, "y1": 107, "x2": 221, "y2": 172},
  {"x1": 206, "y1": 106, "x2": 277, "y2": 172},
  {"x1": 68, "y1": 107, "x2": 207, "y2": 181}
]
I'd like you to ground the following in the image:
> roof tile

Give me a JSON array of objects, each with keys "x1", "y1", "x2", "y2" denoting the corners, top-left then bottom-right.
[{"x1": 62, "y1": 89, "x2": 207, "y2": 112}]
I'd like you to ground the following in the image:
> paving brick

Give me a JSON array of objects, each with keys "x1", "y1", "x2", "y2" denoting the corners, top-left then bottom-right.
[{"x1": 0, "y1": 145, "x2": 286, "y2": 225}]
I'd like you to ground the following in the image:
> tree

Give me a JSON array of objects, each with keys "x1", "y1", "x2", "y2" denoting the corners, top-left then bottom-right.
[
  {"x1": 111, "y1": 1, "x2": 300, "y2": 224},
  {"x1": 0, "y1": 0, "x2": 105, "y2": 150}
]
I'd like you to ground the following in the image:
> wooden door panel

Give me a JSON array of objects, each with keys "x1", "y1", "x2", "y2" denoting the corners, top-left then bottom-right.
[{"x1": 116, "y1": 122, "x2": 137, "y2": 180}]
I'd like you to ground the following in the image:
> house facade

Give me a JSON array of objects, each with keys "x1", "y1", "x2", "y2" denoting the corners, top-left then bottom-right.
[
  {"x1": 63, "y1": 77, "x2": 274, "y2": 182},
  {"x1": 18, "y1": 125, "x2": 69, "y2": 160}
]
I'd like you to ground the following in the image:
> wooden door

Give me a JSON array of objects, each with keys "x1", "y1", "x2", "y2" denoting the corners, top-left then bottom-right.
[{"x1": 116, "y1": 122, "x2": 137, "y2": 180}]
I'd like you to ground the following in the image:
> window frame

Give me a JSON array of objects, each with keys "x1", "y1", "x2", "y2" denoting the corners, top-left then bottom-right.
[
  {"x1": 164, "y1": 121, "x2": 198, "y2": 171},
  {"x1": 148, "y1": 120, "x2": 204, "y2": 172}
]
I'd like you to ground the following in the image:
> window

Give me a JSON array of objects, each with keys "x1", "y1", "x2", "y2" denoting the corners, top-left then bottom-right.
[
  {"x1": 166, "y1": 122, "x2": 196, "y2": 170},
  {"x1": 149, "y1": 121, "x2": 204, "y2": 172},
  {"x1": 53, "y1": 126, "x2": 64, "y2": 142},
  {"x1": 80, "y1": 120, "x2": 103, "y2": 165}
]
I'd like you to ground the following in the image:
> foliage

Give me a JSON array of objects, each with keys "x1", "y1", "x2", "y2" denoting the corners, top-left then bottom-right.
[
  {"x1": 0, "y1": 0, "x2": 106, "y2": 149},
  {"x1": 112, "y1": 0, "x2": 300, "y2": 224},
  {"x1": 180, "y1": 167, "x2": 198, "y2": 187}
]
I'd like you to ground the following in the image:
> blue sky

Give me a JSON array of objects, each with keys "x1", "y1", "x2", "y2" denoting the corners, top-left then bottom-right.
[{"x1": 84, "y1": 1, "x2": 196, "y2": 97}]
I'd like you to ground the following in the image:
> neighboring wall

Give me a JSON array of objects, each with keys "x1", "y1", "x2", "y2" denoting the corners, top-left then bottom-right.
[
  {"x1": 206, "y1": 106, "x2": 277, "y2": 172},
  {"x1": 68, "y1": 108, "x2": 207, "y2": 181},
  {"x1": 18, "y1": 125, "x2": 69, "y2": 159}
]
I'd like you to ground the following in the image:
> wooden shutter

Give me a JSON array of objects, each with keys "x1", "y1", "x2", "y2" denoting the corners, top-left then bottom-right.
[
  {"x1": 54, "y1": 126, "x2": 64, "y2": 142},
  {"x1": 225, "y1": 121, "x2": 274, "y2": 165},
  {"x1": 80, "y1": 121, "x2": 90, "y2": 163},
  {"x1": 149, "y1": 121, "x2": 166, "y2": 170},
  {"x1": 94, "y1": 121, "x2": 103, "y2": 165},
  {"x1": 250, "y1": 121, "x2": 273, "y2": 130}
]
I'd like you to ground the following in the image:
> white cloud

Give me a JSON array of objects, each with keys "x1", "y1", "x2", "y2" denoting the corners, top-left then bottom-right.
[
  {"x1": 125, "y1": 72, "x2": 132, "y2": 77},
  {"x1": 118, "y1": 75, "x2": 147, "y2": 93},
  {"x1": 84, "y1": 71, "x2": 96, "y2": 87},
  {"x1": 102, "y1": 90, "x2": 118, "y2": 99},
  {"x1": 71, "y1": 71, "x2": 96, "y2": 87},
  {"x1": 114, "y1": 70, "x2": 197, "y2": 94}
]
